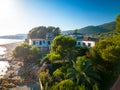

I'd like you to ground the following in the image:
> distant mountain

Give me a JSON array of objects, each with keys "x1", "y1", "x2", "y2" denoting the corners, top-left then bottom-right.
[
  {"x1": 0, "y1": 34, "x2": 27, "y2": 40},
  {"x1": 98, "y1": 21, "x2": 116, "y2": 31},
  {"x1": 62, "y1": 21, "x2": 116, "y2": 34}
]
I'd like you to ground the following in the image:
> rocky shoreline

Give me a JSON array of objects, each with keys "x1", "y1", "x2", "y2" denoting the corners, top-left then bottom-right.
[{"x1": 0, "y1": 42, "x2": 40, "y2": 90}]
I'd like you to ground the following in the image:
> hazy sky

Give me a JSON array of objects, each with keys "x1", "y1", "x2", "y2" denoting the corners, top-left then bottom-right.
[{"x1": 0, "y1": 0, "x2": 120, "y2": 36}]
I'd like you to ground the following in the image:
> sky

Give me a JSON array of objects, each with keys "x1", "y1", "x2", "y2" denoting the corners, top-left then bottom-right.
[{"x1": 0, "y1": 0, "x2": 120, "y2": 36}]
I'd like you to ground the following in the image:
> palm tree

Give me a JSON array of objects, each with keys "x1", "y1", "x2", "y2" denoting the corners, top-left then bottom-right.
[{"x1": 67, "y1": 56, "x2": 100, "y2": 89}]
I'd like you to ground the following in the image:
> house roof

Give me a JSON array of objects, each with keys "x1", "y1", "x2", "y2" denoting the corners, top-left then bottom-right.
[{"x1": 83, "y1": 36, "x2": 98, "y2": 41}]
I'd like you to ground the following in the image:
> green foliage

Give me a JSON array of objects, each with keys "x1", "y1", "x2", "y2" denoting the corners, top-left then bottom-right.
[
  {"x1": 47, "y1": 53, "x2": 61, "y2": 61},
  {"x1": 26, "y1": 26, "x2": 61, "y2": 42},
  {"x1": 99, "y1": 21, "x2": 116, "y2": 31},
  {"x1": 13, "y1": 43, "x2": 30, "y2": 58},
  {"x1": 76, "y1": 46, "x2": 89, "y2": 56},
  {"x1": 91, "y1": 34, "x2": 120, "y2": 89},
  {"x1": 39, "y1": 34, "x2": 101, "y2": 89},
  {"x1": 38, "y1": 15, "x2": 120, "y2": 90},
  {"x1": 62, "y1": 21, "x2": 116, "y2": 35},
  {"x1": 30, "y1": 45, "x2": 41, "y2": 59},
  {"x1": 92, "y1": 31, "x2": 114, "y2": 39},
  {"x1": 50, "y1": 35, "x2": 76, "y2": 61},
  {"x1": 93, "y1": 83, "x2": 99, "y2": 90},
  {"x1": 77, "y1": 85, "x2": 86, "y2": 90},
  {"x1": 38, "y1": 70, "x2": 52, "y2": 89},
  {"x1": 53, "y1": 69, "x2": 64, "y2": 81},
  {"x1": 78, "y1": 26, "x2": 110, "y2": 34},
  {"x1": 54, "y1": 79, "x2": 74, "y2": 90},
  {"x1": 67, "y1": 56, "x2": 100, "y2": 88},
  {"x1": 53, "y1": 66, "x2": 68, "y2": 81},
  {"x1": 116, "y1": 14, "x2": 120, "y2": 34},
  {"x1": 92, "y1": 35, "x2": 120, "y2": 62},
  {"x1": 13, "y1": 43, "x2": 40, "y2": 60}
]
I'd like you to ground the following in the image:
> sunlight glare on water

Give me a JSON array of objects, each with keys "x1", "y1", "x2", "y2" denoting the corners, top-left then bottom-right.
[{"x1": 0, "y1": 61, "x2": 10, "y2": 78}]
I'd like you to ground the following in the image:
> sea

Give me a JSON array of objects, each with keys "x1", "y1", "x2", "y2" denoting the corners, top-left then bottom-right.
[
  {"x1": 0, "y1": 38, "x2": 23, "y2": 45},
  {"x1": 0, "y1": 38, "x2": 24, "y2": 78}
]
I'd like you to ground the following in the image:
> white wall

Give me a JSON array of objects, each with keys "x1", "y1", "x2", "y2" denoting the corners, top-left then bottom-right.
[
  {"x1": 29, "y1": 39, "x2": 50, "y2": 47},
  {"x1": 76, "y1": 40, "x2": 96, "y2": 47},
  {"x1": 29, "y1": 39, "x2": 33, "y2": 45},
  {"x1": 82, "y1": 40, "x2": 95, "y2": 47}
]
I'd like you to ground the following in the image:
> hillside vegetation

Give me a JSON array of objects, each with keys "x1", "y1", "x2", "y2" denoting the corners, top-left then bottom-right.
[
  {"x1": 37, "y1": 14, "x2": 120, "y2": 90},
  {"x1": 62, "y1": 21, "x2": 116, "y2": 35}
]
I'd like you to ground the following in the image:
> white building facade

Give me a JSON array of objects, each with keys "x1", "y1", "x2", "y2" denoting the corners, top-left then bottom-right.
[
  {"x1": 29, "y1": 33, "x2": 54, "y2": 53},
  {"x1": 29, "y1": 33, "x2": 97, "y2": 53},
  {"x1": 76, "y1": 40, "x2": 96, "y2": 47}
]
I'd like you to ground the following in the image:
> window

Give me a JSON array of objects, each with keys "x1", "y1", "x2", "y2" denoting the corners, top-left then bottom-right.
[
  {"x1": 48, "y1": 41, "x2": 51, "y2": 45},
  {"x1": 78, "y1": 42, "x2": 81, "y2": 46},
  {"x1": 36, "y1": 41, "x2": 39, "y2": 46},
  {"x1": 88, "y1": 43, "x2": 91, "y2": 47},
  {"x1": 83, "y1": 43, "x2": 86, "y2": 46},
  {"x1": 33, "y1": 41, "x2": 35, "y2": 45},
  {"x1": 39, "y1": 41, "x2": 42, "y2": 45},
  {"x1": 43, "y1": 40, "x2": 45, "y2": 44}
]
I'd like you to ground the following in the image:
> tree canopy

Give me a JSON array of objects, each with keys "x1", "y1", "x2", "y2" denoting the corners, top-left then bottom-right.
[
  {"x1": 50, "y1": 35, "x2": 76, "y2": 61},
  {"x1": 13, "y1": 43, "x2": 40, "y2": 61},
  {"x1": 92, "y1": 34, "x2": 120, "y2": 62},
  {"x1": 90, "y1": 36, "x2": 120, "y2": 89},
  {"x1": 116, "y1": 14, "x2": 120, "y2": 34},
  {"x1": 38, "y1": 14, "x2": 120, "y2": 90},
  {"x1": 26, "y1": 26, "x2": 61, "y2": 42}
]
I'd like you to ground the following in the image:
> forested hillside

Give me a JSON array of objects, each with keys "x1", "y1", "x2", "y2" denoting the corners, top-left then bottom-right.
[{"x1": 62, "y1": 21, "x2": 116, "y2": 35}]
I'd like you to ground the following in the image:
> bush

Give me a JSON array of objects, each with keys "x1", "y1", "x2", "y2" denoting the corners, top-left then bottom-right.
[{"x1": 13, "y1": 43, "x2": 41, "y2": 61}]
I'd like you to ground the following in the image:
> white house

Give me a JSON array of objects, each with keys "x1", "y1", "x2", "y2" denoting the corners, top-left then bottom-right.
[
  {"x1": 29, "y1": 33, "x2": 54, "y2": 53},
  {"x1": 69, "y1": 33, "x2": 97, "y2": 48},
  {"x1": 76, "y1": 40, "x2": 96, "y2": 47},
  {"x1": 29, "y1": 32, "x2": 97, "y2": 53}
]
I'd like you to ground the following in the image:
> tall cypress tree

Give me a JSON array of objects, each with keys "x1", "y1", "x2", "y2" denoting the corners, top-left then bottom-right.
[{"x1": 116, "y1": 14, "x2": 120, "y2": 34}]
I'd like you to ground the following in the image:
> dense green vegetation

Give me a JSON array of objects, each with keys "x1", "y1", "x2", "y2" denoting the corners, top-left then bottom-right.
[
  {"x1": 39, "y1": 35, "x2": 99, "y2": 90},
  {"x1": 13, "y1": 43, "x2": 40, "y2": 61},
  {"x1": 12, "y1": 15, "x2": 120, "y2": 90},
  {"x1": 26, "y1": 26, "x2": 61, "y2": 42},
  {"x1": 116, "y1": 14, "x2": 120, "y2": 34},
  {"x1": 38, "y1": 14, "x2": 120, "y2": 90},
  {"x1": 91, "y1": 35, "x2": 120, "y2": 89}
]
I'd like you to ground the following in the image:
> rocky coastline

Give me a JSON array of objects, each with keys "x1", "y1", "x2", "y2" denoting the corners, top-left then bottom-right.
[{"x1": 0, "y1": 42, "x2": 40, "y2": 90}]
